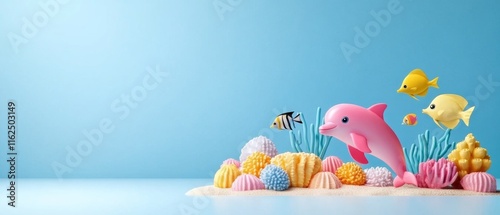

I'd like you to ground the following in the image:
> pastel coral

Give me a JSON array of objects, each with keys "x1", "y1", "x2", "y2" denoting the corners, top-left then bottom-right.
[
  {"x1": 460, "y1": 172, "x2": 497, "y2": 193},
  {"x1": 416, "y1": 158, "x2": 457, "y2": 189},
  {"x1": 221, "y1": 158, "x2": 240, "y2": 168},
  {"x1": 239, "y1": 136, "x2": 278, "y2": 163},
  {"x1": 335, "y1": 162, "x2": 366, "y2": 185},
  {"x1": 364, "y1": 167, "x2": 393, "y2": 187},
  {"x1": 214, "y1": 164, "x2": 241, "y2": 188},
  {"x1": 308, "y1": 172, "x2": 342, "y2": 189},
  {"x1": 270, "y1": 152, "x2": 322, "y2": 187},
  {"x1": 260, "y1": 164, "x2": 290, "y2": 191},
  {"x1": 322, "y1": 156, "x2": 343, "y2": 174},
  {"x1": 241, "y1": 152, "x2": 271, "y2": 178},
  {"x1": 448, "y1": 133, "x2": 491, "y2": 180},
  {"x1": 231, "y1": 174, "x2": 265, "y2": 191}
]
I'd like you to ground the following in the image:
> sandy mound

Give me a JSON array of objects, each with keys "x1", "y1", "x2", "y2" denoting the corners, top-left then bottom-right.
[{"x1": 186, "y1": 185, "x2": 500, "y2": 196}]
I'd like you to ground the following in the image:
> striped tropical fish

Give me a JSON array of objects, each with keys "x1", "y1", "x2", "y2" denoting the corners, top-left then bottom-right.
[{"x1": 270, "y1": 111, "x2": 303, "y2": 130}]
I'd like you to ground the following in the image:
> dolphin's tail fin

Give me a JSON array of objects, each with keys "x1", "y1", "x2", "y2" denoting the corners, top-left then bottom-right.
[{"x1": 393, "y1": 172, "x2": 418, "y2": 188}]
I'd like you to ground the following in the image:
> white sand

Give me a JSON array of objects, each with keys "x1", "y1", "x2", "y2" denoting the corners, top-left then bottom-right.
[{"x1": 186, "y1": 185, "x2": 500, "y2": 196}]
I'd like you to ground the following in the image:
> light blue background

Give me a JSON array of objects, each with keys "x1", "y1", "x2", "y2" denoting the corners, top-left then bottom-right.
[{"x1": 1, "y1": 0, "x2": 499, "y2": 179}]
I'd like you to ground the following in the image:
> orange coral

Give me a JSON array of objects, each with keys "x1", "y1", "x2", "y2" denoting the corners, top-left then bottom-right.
[
  {"x1": 335, "y1": 162, "x2": 366, "y2": 185},
  {"x1": 242, "y1": 152, "x2": 271, "y2": 177},
  {"x1": 214, "y1": 164, "x2": 241, "y2": 188},
  {"x1": 270, "y1": 152, "x2": 322, "y2": 187}
]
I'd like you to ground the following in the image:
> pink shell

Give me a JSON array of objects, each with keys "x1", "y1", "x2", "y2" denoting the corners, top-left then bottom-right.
[
  {"x1": 308, "y1": 172, "x2": 342, "y2": 189},
  {"x1": 231, "y1": 174, "x2": 265, "y2": 191},
  {"x1": 461, "y1": 172, "x2": 497, "y2": 193},
  {"x1": 221, "y1": 158, "x2": 241, "y2": 168},
  {"x1": 322, "y1": 156, "x2": 343, "y2": 174},
  {"x1": 417, "y1": 158, "x2": 458, "y2": 189}
]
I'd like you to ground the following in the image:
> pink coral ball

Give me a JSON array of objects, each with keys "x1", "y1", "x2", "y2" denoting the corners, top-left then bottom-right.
[
  {"x1": 461, "y1": 172, "x2": 497, "y2": 193},
  {"x1": 221, "y1": 158, "x2": 240, "y2": 168},
  {"x1": 322, "y1": 156, "x2": 343, "y2": 174},
  {"x1": 231, "y1": 174, "x2": 265, "y2": 191}
]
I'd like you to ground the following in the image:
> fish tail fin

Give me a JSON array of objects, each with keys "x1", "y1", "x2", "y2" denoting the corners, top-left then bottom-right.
[
  {"x1": 293, "y1": 113, "x2": 303, "y2": 124},
  {"x1": 393, "y1": 172, "x2": 418, "y2": 188},
  {"x1": 429, "y1": 77, "x2": 439, "y2": 88},
  {"x1": 461, "y1": 106, "x2": 475, "y2": 126}
]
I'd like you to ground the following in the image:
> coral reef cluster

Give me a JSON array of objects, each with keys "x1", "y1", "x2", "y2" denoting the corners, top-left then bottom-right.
[
  {"x1": 240, "y1": 136, "x2": 278, "y2": 163},
  {"x1": 270, "y1": 152, "x2": 322, "y2": 187},
  {"x1": 232, "y1": 174, "x2": 265, "y2": 191},
  {"x1": 448, "y1": 133, "x2": 491, "y2": 180},
  {"x1": 260, "y1": 164, "x2": 290, "y2": 191},
  {"x1": 308, "y1": 172, "x2": 342, "y2": 189},
  {"x1": 403, "y1": 129, "x2": 455, "y2": 173},
  {"x1": 416, "y1": 158, "x2": 457, "y2": 189},
  {"x1": 335, "y1": 162, "x2": 366, "y2": 185},
  {"x1": 214, "y1": 164, "x2": 241, "y2": 188},
  {"x1": 241, "y1": 152, "x2": 271, "y2": 178},
  {"x1": 364, "y1": 167, "x2": 393, "y2": 187}
]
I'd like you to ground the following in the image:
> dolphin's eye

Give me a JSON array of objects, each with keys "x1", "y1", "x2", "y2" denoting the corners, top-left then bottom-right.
[
  {"x1": 403, "y1": 85, "x2": 407, "y2": 88},
  {"x1": 430, "y1": 104, "x2": 435, "y2": 109},
  {"x1": 341, "y1": 117, "x2": 349, "y2": 123}
]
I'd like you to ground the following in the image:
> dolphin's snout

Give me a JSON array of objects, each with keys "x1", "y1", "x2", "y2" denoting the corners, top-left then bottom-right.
[{"x1": 319, "y1": 122, "x2": 337, "y2": 134}]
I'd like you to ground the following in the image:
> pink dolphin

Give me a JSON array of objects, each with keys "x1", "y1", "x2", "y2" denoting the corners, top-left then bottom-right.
[{"x1": 319, "y1": 103, "x2": 417, "y2": 187}]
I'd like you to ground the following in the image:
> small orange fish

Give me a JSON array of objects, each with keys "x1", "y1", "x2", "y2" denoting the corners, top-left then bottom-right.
[{"x1": 402, "y1": 113, "x2": 418, "y2": 126}]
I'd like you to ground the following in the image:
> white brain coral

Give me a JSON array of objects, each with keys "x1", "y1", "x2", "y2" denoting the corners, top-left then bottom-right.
[
  {"x1": 364, "y1": 167, "x2": 393, "y2": 187},
  {"x1": 239, "y1": 136, "x2": 277, "y2": 163}
]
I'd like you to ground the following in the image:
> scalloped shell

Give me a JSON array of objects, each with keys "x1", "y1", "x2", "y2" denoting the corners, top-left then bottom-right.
[
  {"x1": 308, "y1": 172, "x2": 342, "y2": 189},
  {"x1": 214, "y1": 164, "x2": 241, "y2": 188},
  {"x1": 231, "y1": 174, "x2": 265, "y2": 191},
  {"x1": 460, "y1": 172, "x2": 497, "y2": 193},
  {"x1": 239, "y1": 136, "x2": 278, "y2": 163},
  {"x1": 322, "y1": 156, "x2": 343, "y2": 174},
  {"x1": 270, "y1": 152, "x2": 322, "y2": 187},
  {"x1": 241, "y1": 152, "x2": 271, "y2": 178},
  {"x1": 221, "y1": 158, "x2": 240, "y2": 168},
  {"x1": 364, "y1": 167, "x2": 393, "y2": 187},
  {"x1": 335, "y1": 162, "x2": 366, "y2": 185}
]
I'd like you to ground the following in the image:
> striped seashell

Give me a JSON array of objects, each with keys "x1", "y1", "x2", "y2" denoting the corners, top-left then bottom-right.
[
  {"x1": 231, "y1": 174, "x2": 265, "y2": 191},
  {"x1": 270, "y1": 152, "x2": 322, "y2": 187},
  {"x1": 322, "y1": 156, "x2": 343, "y2": 174},
  {"x1": 221, "y1": 158, "x2": 241, "y2": 168},
  {"x1": 239, "y1": 136, "x2": 278, "y2": 163},
  {"x1": 214, "y1": 164, "x2": 241, "y2": 188},
  {"x1": 460, "y1": 172, "x2": 497, "y2": 193},
  {"x1": 308, "y1": 172, "x2": 342, "y2": 189}
]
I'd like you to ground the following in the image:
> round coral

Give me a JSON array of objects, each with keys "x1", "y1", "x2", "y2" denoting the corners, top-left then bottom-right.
[
  {"x1": 448, "y1": 133, "x2": 491, "y2": 180},
  {"x1": 335, "y1": 162, "x2": 366, "y2": 185},
  {"x1": 242, "y1": 152, "x2": 271, "y2": 178},
  {"x1": 270, "y1": 152, "x2": 322, "y2": 187},
  {"x1": 221, "y1": 158, "x2": 240, "y2": 168},
  {"x1": 239, "y1": 136, "x2": 278, "y2": 163},
  {"x1": 214, "y1": 164, "x2": 241, "y2": 188},
  {"x1": 260, "y1": 164, "x2": 290, "y2": 191},
  {"x1": 364, "y1": 167, "x2": 393, "y2": 187},
  {"x1": 322, "y1": 156, "x2": 343, "y2": 174}
]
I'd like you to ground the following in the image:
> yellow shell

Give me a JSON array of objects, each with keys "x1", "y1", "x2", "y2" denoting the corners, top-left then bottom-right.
[
  {"x1": 335, "y1": 162, "x2": 366, "y2": 185},
  {"x1": 448, "y1": 133, "x2": 491, "y2": 180},
  {"x1": 241, "y1": 152, "x2": 271, "y2": 178},
  {"x1": 214, "y1": 164, "x2": 241, "y2": 188},
  {"x1": 270, "y1": 152, "x2": 322, "y2": 187}
]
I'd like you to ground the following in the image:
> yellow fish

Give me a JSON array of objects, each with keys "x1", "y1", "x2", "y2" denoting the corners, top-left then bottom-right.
[
  {"x1": 402, "y1": 113, "x2": 418, "y2": 126},
  {"x1": 397, "y1": 69, "x2": 439, "y2": 100},
  {"x1": 422, "y1": 94, "x2": 475, "y2": 129}
]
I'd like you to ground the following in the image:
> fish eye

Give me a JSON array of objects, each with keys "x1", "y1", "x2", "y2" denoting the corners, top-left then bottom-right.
[
  {"x1": 273, "y1": 122, "x2": 276, "y2": 125},
  {"x1": 341, "y1": 116, "x2": 349, "y2": 123},
  {"x1": 403, "y1": 85, "x2": 407, "y2": 88},
  {"x1": 430, "y1": 104, "x2": 435, "y2": 109}
]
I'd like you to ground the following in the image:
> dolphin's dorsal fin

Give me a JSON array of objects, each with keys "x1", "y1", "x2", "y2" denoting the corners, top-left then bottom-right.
[{"x1": 368, "y1": 103, "x2": 387, "y2": 119}]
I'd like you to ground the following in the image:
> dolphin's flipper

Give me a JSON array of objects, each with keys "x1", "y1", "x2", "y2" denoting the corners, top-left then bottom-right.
[
  {"x1": 347, "y1": 145, "x2": 368, "y2": 164},
  {"x1": 393, "y1": 172, "x2": 418, "y2": 188},
  {"x1": 350, "y1": 132, "x2": 371, "y2": 153}
]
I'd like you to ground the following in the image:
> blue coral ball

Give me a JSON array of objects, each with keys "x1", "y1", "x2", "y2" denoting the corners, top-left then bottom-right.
[{"x1": 260, "y1": 164, "x2": 290, "y2": 191}]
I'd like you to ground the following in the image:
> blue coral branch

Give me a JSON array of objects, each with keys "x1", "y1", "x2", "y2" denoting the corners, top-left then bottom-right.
[
  {"x1": 288, "y1": 107, "x2": 333, "y2": 159},
  {"x1": 403, "y1": 129, "x2": 456, "y2": 174}
]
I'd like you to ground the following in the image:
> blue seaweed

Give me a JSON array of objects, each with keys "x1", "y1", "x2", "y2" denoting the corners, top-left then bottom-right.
[
  {"x1": 403, "y1": 129, "x2": 456, "y2": 174},
  {"x1": 260, "y1": 164, "x2": 290, "y2": 191},
  {"x1": 288, "y1": 107, "x2": 333, "y2": 159}
]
